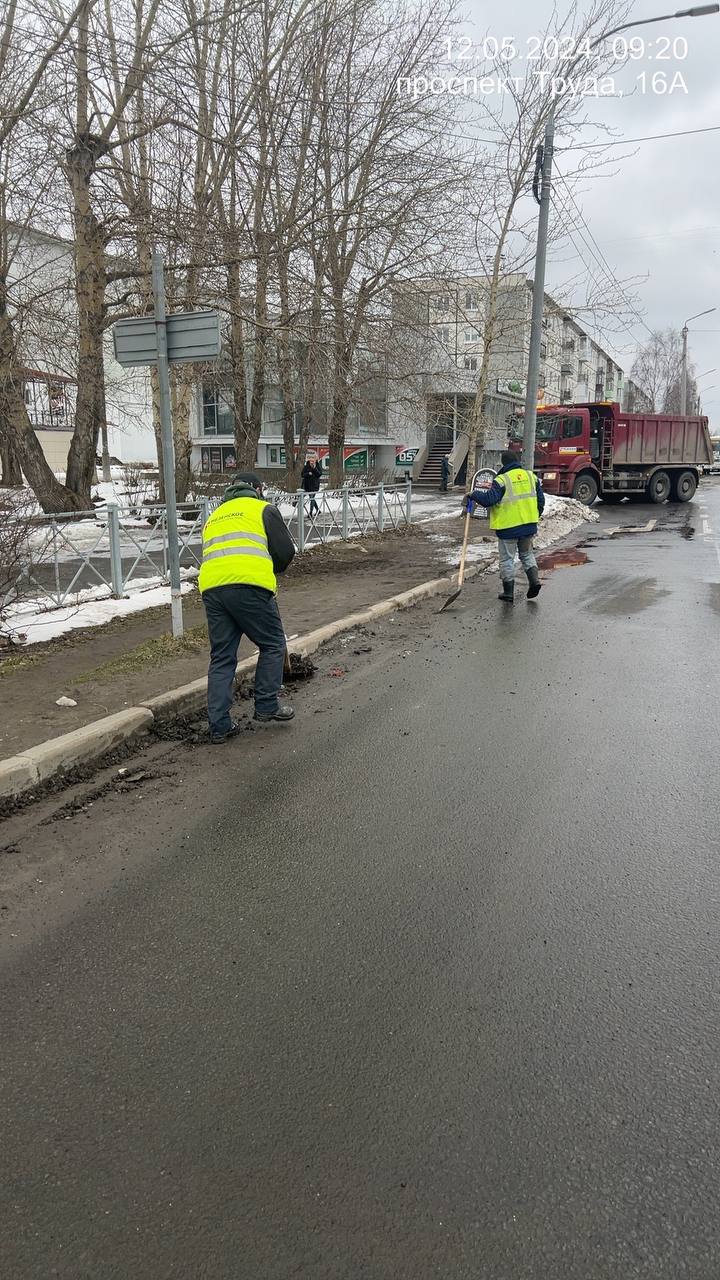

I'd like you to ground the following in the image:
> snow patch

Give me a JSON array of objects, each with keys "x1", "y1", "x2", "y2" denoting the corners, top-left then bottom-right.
[{"x1": 4, "y1": 570, "x2": 198, "y2": 646}]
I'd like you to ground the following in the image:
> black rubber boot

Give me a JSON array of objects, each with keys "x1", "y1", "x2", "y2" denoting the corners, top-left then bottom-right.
[
  {"x1": 526, "y1": 567, "x2": 542, "y2": 599},
  {"x1": 498, "y1": 580, "x2": 514, "y2": 603}
]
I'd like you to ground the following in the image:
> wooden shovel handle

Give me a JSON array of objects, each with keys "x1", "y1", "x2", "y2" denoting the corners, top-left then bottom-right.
[{"x1": 457, "y1": 509, "x2": 472, "y2": 588}]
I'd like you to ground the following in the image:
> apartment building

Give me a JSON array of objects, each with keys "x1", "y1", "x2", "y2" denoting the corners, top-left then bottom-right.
[{"x1": 391, "y1": 274, "x2": 644, "y2": 482}]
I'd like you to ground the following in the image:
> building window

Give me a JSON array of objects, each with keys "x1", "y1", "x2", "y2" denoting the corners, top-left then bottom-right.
[
  {"x1": 464, "y1": 356, "x2": 478, "y2": 371},
  {"x1": 202, "y1": 386, "x2": 234, "y2": 437},
  {"x1": 540, "y1": 342, "x2": 547, "y2": 359},
  {"x1": 464, "y1": 328, "x2": 480, "y2": 343},
  {"x1": 432, "y1": 294, "x2": 450, "y2": 313},
  {"x1": 435, "y1": 326, "x2": 451, "y2": 345},
  {"x1": 268, "y1": 447, "x2": 287, "y2": 466},
  {"x1": 465, "y1": 291, "x2": 478, "y2": 311}
]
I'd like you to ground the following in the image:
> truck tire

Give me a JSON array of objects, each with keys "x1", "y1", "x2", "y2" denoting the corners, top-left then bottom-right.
[
  {"x1": 647, "y1": 470, "x2": 671, "y2": 504},
  {"x1": 670, "y1": 470, "x2": 697, "y2": 503},
  {"x1": 572, "y1": 473, "x2": 598, "y2": 505}
]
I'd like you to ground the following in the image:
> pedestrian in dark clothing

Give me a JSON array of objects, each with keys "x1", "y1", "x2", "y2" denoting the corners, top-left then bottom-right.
[
  {"x1": 301, "y1": 459, "x2": 322, "y2": 518},
  {"x1": 465, "y1": 450, "x2": 545, "y2": 603},
  {"x1": 440, "y1": 454, "x2": 451, "y2": 492},
  {"x1": 199, "y1": 473, "x2": 296, "y2": 741}
]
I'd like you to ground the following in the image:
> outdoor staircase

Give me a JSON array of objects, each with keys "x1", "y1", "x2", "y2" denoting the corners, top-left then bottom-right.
[{"x1": 418, "y1": 440, "x2": 452, "y2": 487}]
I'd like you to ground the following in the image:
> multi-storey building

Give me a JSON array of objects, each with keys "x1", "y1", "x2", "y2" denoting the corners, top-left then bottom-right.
[{"x1": 391, "y1": 275, "x2": 640, "y2": 483}]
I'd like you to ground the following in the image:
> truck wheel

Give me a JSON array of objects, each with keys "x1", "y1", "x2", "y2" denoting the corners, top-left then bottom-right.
[
  {"x1": 670, "y1": 470, "x2": 697, "y2": 503},
  {"x1": 647, "y1": 471, "x2": 671, "y2": 504},
  {"x1": 572, "y1": 474, "x2": 598, "y2": 505}
]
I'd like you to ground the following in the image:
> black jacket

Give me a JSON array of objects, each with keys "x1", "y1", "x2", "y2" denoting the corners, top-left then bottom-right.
[
  {"x1": 220, "y1": 482, "x2": 295, "y2": 574},
  {"x1": 301, "y1": 461, "x2": 322, "y2": 493}
]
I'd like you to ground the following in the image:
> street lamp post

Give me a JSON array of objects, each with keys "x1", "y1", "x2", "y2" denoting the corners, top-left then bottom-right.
[
  {"x1": 681, "y1": 313, "x2": 717, "y2": 414},
  {"x1": 522, "y1": 3, "x2": 720, "y2": 470}
]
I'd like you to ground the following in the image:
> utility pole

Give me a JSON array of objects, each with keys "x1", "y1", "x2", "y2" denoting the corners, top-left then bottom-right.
[
  {"x1": 522, "y1": 116, "x2": 553, "y2": 471},
  {"x1": 152, "y1": 252, "x2": 184, "y2": 638},
  {"x1": 681, "y1": 324, "x2": 688, "y2": 416},
  {"x1": 681, "y1": 311, "x2": 716, "y2": 415},
  {"x1": 522, "y1": 4, "x2": 719, "y2": 466}
]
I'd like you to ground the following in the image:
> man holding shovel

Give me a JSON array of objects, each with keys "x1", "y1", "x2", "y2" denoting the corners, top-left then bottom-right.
[
  {"x1": 199, "y1": 472, "x2": 296, "y2": 741},
  {"x1": 465, "y1": 450, "x2": 545, "y2": 603}
]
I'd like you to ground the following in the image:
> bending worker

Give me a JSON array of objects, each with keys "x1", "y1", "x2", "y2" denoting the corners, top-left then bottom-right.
[
  {"x1": 198, "y1": 472, "x2": 296, "y2": 741},
  {"x1": 465, "y1": 450, "x2": 545, "y2": 603}
]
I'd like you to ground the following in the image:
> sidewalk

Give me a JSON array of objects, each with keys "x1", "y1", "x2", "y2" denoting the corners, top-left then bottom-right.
[
  {"x1": 0, "y1": 495, "x2": 598, "y2": 761},
  {"x1": 0, "y1": 521, "x2": 473, "y2": 760}
]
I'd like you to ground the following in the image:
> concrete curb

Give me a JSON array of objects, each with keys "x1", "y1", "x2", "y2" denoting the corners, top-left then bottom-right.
[
  {"x1": 0, "y1": 562, "x2": 489, "y2": 802},
  {"x1": 0, "y1": 710, "x2": 155, "y2": 800}
]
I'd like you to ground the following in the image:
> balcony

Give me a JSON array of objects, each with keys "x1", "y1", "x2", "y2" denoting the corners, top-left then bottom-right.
[{"x1": 560, "y1": 362, "x2": 574, "y2": 376}]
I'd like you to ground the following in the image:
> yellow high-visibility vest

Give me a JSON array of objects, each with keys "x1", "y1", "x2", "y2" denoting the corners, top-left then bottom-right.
[
  {"x1": 489, "y1": 468, "x2": 540, "y2": 531},
  {"x1": 198, "y1": 497, "x2": 277, "y2": 594}
]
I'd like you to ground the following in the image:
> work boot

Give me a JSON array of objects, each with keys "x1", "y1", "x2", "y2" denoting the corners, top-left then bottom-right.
[
  {"x1": 209, "y1": 720, "x2": 242, "y2": 745},
  {"x1": 253, "y1": 705, "x2": 295, "y2": 724},
  {"x1": 526, "y1": 567, "x2": 542, "y2": 600},
  {"x1": 498, "y1": 580, "x2": 514, "y2": 603}
]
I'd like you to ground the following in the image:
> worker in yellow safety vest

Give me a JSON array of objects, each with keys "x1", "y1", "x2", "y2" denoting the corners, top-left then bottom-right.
[
  {"x1": 199, "y1": 473, "x2": 296, "y2": 741},
  {"x1": 465, "y1": 450, "x2": 546, "y2": 603}
]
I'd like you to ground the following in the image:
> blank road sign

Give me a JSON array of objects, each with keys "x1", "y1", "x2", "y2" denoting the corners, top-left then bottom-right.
[{"x1": 113, "y1": 310, "x2": 221, "y2": 367}]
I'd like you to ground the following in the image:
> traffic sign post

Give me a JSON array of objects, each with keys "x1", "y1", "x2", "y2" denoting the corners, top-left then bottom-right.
[{"x1": 112, "y1": 259, "x2": 221, "y2": 638}]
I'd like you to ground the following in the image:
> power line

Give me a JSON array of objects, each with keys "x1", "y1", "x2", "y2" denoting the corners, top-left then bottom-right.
[
  {"x1": 557, "y1": 124, "x2": 720, "y2": 151},
  {"x1": 553, "y1": 168, "x2": 655, "y2": 345}
]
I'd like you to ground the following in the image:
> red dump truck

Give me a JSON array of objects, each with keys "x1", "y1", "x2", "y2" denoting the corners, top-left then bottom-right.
[{"x1": 522, "y1": 401, "x2": 713, "y2": 505}]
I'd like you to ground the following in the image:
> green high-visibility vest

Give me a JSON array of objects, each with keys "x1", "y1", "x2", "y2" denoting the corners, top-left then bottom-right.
[
  {"x1": 198, "y1": 497, "x2": 277, "y2": 594},
  {"x1": 489, "y1": 468, "x2": 540, "y2": 532}
]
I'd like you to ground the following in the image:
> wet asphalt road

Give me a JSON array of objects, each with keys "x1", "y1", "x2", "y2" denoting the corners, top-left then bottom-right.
[{"x1": 2, "y1": 487, "x2": 720, "y2": 1279}]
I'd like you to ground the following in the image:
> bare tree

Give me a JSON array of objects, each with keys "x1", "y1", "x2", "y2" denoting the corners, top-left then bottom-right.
[
  {"x1": 631, "y1": 329, "x2": 696, "y2": 414},
  {"x1": 0, "y1": 0, "x2": 99, "y2": 510},
  {"x1": 313, "y1": 0, "x2": 464, "y2": 486},
  {"x1": 461, "y1": 0, "x2": 631, "y2": 485}
]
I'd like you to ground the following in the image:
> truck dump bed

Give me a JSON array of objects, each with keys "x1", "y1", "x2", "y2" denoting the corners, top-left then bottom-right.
[{"x1": 612, "y1": 413, "x2": 712, "y2": 468}]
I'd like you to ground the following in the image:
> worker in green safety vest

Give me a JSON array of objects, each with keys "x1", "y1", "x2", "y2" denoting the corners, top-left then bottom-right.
[
  {"x1": 199, "y1": 473, "x2": 296, "y2": 741},
  {"x1": 465, "y1": 450, "x2": 546, "y2": 603}
]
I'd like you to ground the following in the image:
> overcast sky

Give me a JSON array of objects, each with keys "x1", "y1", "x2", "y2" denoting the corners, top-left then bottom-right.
[{"x1": 457, "y1": 1, "x2": 720, "y2": 419}]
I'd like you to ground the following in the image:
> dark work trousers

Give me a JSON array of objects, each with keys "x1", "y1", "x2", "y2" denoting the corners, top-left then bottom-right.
[{"x1": 202, "y1": 584, "x2": 286, "y2": 732}]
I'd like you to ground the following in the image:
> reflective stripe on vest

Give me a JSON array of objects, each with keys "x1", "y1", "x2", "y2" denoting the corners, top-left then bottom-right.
[
  {"x1": 198, "y1": 496, "x2": 277, "y2": 594},
  {"x1": 489, "y1": 468, "x2": 540, "y2": 531}
]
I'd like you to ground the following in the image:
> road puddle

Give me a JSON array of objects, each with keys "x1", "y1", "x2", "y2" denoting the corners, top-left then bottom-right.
[{"x1": 537, "y1": 548, "x2": 590, "y2": 570}]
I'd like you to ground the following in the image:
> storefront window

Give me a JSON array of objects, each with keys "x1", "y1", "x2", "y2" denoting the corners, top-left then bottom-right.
[{"x1": 200, "y1": 445, "x2": 238, "y2": 473}]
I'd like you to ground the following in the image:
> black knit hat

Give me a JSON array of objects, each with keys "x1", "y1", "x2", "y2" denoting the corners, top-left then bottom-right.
[
  {"x1": 234, "y1": 472, "x2": 263, "y2": 490},
  {"x1": 501, "y1": 449, "x2": 521, "y2": 467}
]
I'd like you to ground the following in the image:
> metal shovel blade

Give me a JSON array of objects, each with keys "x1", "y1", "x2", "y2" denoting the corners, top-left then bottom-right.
[{"x1": 437, "y1": 584, "x2": 462, "y2": 613}]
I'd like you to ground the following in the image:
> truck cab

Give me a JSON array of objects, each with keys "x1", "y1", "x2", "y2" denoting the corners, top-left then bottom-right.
[{"x1": 529, "y1": 405, "x2": 595, "y2": 501}]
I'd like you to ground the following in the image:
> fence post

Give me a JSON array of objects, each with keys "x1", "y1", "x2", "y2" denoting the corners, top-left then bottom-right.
[
  {"x1": 377, "y1": 482, "x2": 384, "y2": 533},
  {"x1": 200, "y1": 497, "x2": 210, "y2": 529},
  {"x1": 107, "y1": 503, "x2": 125, "y2": 598},
  {"x1": 342, "y1": 484, "x2": 349, "y2": 539},
  {"x1": 296, "y1": 489, "x2": 305, "y2": 552},
  {"x1": 406, "y1": 477, "x2": 412, "y2": 525}
]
